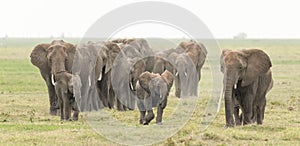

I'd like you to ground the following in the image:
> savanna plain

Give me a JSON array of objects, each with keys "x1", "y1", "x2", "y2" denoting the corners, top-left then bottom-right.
[{"x1": 0, "y1": 38, "x2": 299, "y2": 145}]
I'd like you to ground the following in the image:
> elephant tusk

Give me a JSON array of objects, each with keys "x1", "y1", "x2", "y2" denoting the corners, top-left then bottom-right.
[
  {"x1": 98, "y1": 73, "x2": 102, "y2": 81},
  {"x1": 184, "y1": 72, "x2": 187, "y2": 77},
  {"x1": 51, "y1": 74, "x2": 56, "y2": 86},
  {"x1": 175, "y1": 72, "x2": 178, "y2": 76},
  {"x1": 234, "y1": 84, "x2": 237, "y2": 89},
  {"x1": 88, "y1": 75, "x2": 91, "y2": 87},
  {"x1": 130, "y1": 82, "x2": 134, "y2": 90}
]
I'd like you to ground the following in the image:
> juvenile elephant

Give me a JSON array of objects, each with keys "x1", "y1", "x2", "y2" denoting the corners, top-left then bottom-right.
[
  {"x1": 30, "y1": 40, "x2": 76, "y2": 115},
  {"x1": 136, "y1": 70, "x2": 174, "y2": 125},
  {"x1": 220, "y1": 49, "x2": 273, "y2": 127},
  {"x1": 54, "y1": 72, "x2": 81, "y2": 121}
]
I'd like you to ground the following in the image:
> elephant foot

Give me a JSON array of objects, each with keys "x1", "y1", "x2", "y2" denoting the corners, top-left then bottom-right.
[
  {"x1": 156, "y1": 122, "x2": 162, "y2": 125},
  {"x1": 50, "y1": 107, "x2": 59, "y2": 116},
  {"x1": 73, "y1": 117, "x2": 78, "y2": 121},
  {"x1": 224, "y1": 124, "x2": 234, "y2": 128},
  {"x1": 143, "y1": 121, "x2": 149, "y2": 125},
  {"x1": 235, "y1": 122, "x2": 242, "y2": 126},
  {"x1": 144, "y1": 111, "x2": 155, "y2": 124},
  {"x1": 139, "y1": 119, "x2": 144, "y2": 125}
]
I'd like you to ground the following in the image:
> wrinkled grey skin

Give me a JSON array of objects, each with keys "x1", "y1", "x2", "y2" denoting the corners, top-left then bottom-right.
[
  {"x1": 220, "y1": 49, "x2": 273, "y2": 128},
  {"x1": 136, "y1": 70, "x2": 174, "y2": 125},
  {"x1": 54, "y1": 72, "x2": 81, "y2": 121},
  {"x1": 30, "y1": 40, "x2": 76, "y2": 115}
]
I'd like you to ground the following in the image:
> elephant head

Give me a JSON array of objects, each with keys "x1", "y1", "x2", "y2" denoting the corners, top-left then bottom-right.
[
  {"x1": 104, "y1": 41, "x2": 121, "y2": 73},
  {"x1": 31, "y1": 40, "x2": 76, "y2": 82},
  {"x1": 220, "y1": 49, "x2": 272, "y2": 127},
  {"x1": 168, "y1": 52, "x2": 196, "y2": 97}
]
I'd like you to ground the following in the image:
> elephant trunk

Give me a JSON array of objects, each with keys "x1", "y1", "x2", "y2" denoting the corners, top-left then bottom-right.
[{"x1": 224, "y1": 74, "x2": 237, "y2": 128}]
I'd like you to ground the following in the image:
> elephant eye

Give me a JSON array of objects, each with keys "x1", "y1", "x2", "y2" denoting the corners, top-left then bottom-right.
[{"x1": 238, "y1": 66, "x2": 243, "y2": 70}]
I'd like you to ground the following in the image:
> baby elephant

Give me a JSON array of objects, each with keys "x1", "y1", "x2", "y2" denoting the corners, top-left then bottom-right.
[
  {"x1": 136, "y1": 70, "x2": 174, "y2": 125},
  {"x1": 54, "y1": 72, "x2": 81, "y2": 121}
]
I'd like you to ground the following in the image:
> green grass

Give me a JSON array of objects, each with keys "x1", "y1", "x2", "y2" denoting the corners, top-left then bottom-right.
[{"x1": 0, "y1": 38, "x2": 299, "y2": 145}]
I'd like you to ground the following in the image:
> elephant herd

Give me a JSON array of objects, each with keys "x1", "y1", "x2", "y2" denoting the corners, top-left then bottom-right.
[{"x1": 30, "y1": 38, "x2": 273, "y2": 127}]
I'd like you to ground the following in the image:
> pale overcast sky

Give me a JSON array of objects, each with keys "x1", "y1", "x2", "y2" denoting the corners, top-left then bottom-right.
[{"x1": 0, "y1": 0, "x2": 299, "y2": 38}]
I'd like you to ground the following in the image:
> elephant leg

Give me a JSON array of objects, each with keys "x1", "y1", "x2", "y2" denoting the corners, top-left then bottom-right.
[
  {"x1": 46, "y1": 76, "x2": 58, "y2": 116},
  {"x1": 241, "y1": 96, "x2": 254, "y2": 125},
  {"x1": 128, "y1": 93, "x2": 136, "y2": 110},
  {"x1": 139, "y1": 111, "x2": 146, "y2": 124},
  {"x1": 156, "y1": 97, "x2": 167, "y2": 124},
  {"x1": 63, "y1": 93, "x2": 71, "y2": 120},
  {"x1": 116, "y1": 97, "x2": 125, "y2": 111},
  {"x1": 58, "y1": 97, "x2": 64, "y2": 121},
  {"x1": 234, "y1": 105, "x2": 242, "y2": 126},
  {"x1": 190, "y1": 77, "x2": 198, "y2": 96},
  {"x1": 144, "y1": 110, "x2": 154, "y2": 125},
  {"x1": 72, "y1": 101, "x2": 79, "y2": 121},
  {"x1": 156, "y1": 105, "x2": 164, "y2": 125},
  {"x1": 137, "y1": 98, "x2": 146, "y2": 124},
  {"x1": 256, "y1": 97, "x2": 266, "y2": 125},
  {"x1": 108, "y1": 87, "x2": 115, "y2": 109}
]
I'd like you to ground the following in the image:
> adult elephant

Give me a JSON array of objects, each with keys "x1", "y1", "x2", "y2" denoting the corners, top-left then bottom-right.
[
  {"x1": 220, "y1": 49, "x2": 273, "y2": 127},
  {"x1": 30, "y1": 40, "x2": 76, "y2": 115},
  {"x1": 97, "y1": 41, "x2": 123, "y2": 110},
  {"x1": 168, "y1": 52, "x2": 197, "y2": 98},
  {"x1": 111, "y1": 43, "x2": 143, "y2": 111},
  {"x1": 73, "y1": 41, "x2": 110, "y2": 111},
  {"x1": 176, "y1": 40, "x2": 207, "y2": 96}
]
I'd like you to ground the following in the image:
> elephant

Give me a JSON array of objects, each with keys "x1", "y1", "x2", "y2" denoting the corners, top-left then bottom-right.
[
  {"x1": 74, "y1": 41, "x2": 122, "y2": 111},
  {"x1": 30, "y1": 40, "x2": 76, "y2": 115},
  {"x1": 110, "y1": 43, "x2": 143, "y2": 111},
  {"x1": 220, "y1": 49, "x2": 273, "y2": 127},
  {"x1": 175, "y1": 40, "x2": 207, "y2": 96},
  {"x1": 73, "y1": 41, "x2": 108, "y2": 111},
  {"x1": 96, "y1": 41, "x2": 131, "y2": 110},
  {"x1": 136, "y1": 70, "x2": 175, "y2": 125},
  {"x1": 54, "y1": 72, "x2": 81, "y2": 121},
  {"x1": 168, "y1": 52, "x2": 198, "y2": 98}
]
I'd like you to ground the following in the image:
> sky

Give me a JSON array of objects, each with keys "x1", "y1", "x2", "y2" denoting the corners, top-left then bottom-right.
[{"x1": 0, "y1": 0, "x2": 300, "y2": 38}]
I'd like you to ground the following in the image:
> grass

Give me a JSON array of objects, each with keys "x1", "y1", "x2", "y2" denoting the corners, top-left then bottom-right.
[{"x1": 0, "y1": 38, "x2": 299, "y2": 145}]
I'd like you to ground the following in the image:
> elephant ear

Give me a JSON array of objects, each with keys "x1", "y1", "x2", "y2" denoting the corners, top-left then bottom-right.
[
  {"x1": 104, "y1": 42, "x2": 121, "y2": 73},
  {"x1": 30, "y1": 43, "x2": 50, "y2": 72},
  {"x1": 241, "y1": 49, "x2": 272, "y2": 87},
  {"x1": 220, "y1": 49, "x2": 231, "y2": 73},
  {"x1": 161, "y1": 70, "x2": 174, "y2": 85}
]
